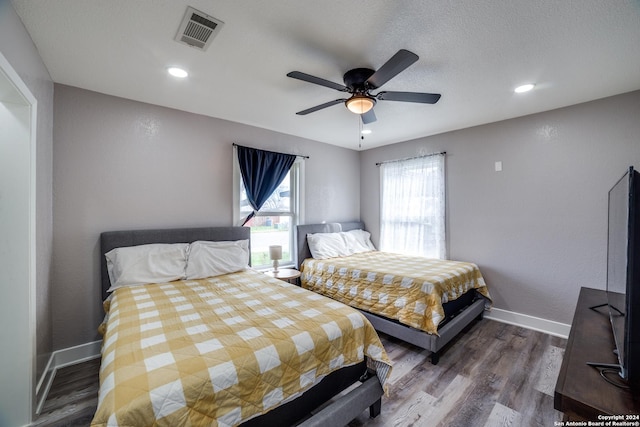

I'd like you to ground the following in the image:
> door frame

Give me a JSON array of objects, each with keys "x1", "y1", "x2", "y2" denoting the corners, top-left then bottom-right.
[{"x1": 0, "y1": 50, "x2": 38, "y2": 426}]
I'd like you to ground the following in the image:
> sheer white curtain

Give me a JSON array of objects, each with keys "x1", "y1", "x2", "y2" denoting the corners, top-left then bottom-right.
[{"x1": 379, "y1": 153, "x2": 446, "y2": 258}]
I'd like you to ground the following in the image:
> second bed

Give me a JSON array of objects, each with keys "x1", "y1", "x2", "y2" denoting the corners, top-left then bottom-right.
[{"x1": 297, "y1": 222, "x2": 491, "y2": 364}]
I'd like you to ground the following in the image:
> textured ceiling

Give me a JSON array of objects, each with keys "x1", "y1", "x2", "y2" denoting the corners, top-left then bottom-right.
[{"x1": 11, "y1": 0, "x2": 640, "y2": 150}]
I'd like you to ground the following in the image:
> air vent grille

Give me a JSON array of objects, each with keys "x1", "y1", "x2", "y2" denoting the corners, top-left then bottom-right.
[{"x1": 175, "y1": 7, "x2": 224, "y2": 51}]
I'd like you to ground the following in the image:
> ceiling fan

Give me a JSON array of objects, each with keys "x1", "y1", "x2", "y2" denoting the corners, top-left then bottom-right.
[{"x1": 286, "y1": 49, "x2": 441, "y2": 124}]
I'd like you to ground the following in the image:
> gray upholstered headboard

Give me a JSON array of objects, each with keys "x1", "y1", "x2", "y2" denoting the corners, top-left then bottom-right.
[
  {"x1": 295, "y1": 221, "x2": 365, "y2": 269},
  {"x1": 100, "y1": 226, "x2": 251, "y2": 301}
]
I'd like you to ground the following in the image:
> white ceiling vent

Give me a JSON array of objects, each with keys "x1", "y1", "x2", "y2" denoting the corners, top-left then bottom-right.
[{"x1": 174, "y1": 6, "x2": 224, "y2": 51}]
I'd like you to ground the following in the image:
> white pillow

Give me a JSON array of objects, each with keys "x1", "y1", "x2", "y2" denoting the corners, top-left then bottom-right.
[
  {"x1": 105, "y1": 243, "x2": 189, "y2": 292},
  {"x1": 307, "y1": 232, "x2": 352, "y2": 259},
  {"x1": 341, "y1": 229, "x2": 376, "y2": 253},
  {"x1": 185, "y1": 240, "x2": 249, "y2": 279}
]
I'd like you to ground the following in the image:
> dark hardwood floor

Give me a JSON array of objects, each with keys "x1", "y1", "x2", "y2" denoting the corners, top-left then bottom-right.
[
  {"x1": 350, "y1": 319, "x2": 566, "y2": 427},
  {"x1": 32, "y1": 319, "x2": 566, "y2": 426},
  {"x1": 32, "y1": 357, "x2": 100, "y2": 427}
]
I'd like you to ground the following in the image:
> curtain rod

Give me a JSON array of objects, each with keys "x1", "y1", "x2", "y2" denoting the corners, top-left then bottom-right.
[
  {"x1": 233, "y1": 143, "x2": 310, "y2": 159},
  {"x1": 375, "y1": 151, "x2": 446, "y2": 166}
]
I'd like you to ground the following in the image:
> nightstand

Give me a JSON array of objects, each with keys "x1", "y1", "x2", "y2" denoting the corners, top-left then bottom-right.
[{"x1": 264, "y1": 268, "x2": 301, "y2": 285}]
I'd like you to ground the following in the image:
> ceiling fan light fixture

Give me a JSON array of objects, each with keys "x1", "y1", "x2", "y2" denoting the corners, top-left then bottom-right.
[{"x1": 345, "y1": 95, "x2": 375, "y2": 114}]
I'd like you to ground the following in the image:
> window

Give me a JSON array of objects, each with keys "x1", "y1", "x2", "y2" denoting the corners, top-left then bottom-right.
[
  {"x1": 234, "y1": 155, "x2": 304, "y2": 268},
  {"x1": 379, "y1": 153, "x2": 445, "y2": 258}
]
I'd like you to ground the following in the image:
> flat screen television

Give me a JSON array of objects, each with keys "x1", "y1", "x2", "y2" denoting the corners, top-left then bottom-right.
[{"x1": 593, "y1": 166, "x2": 640, "y2": 390}]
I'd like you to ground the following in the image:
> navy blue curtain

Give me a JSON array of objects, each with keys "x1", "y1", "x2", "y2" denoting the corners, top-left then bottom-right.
[{"x1": 236, "y1": 145, "x2": 296, "y2": 225}]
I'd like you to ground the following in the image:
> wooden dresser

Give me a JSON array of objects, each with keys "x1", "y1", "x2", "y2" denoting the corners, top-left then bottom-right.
[{"x1": 554, "y1": 287, "x2": 640, "y2": 420}]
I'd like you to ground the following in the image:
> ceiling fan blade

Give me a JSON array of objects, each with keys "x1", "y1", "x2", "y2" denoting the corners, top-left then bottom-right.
[
  {"x1": 295, "y1": 99, "x2": 347, "y2": 115},
  {"x1": 361, "y1": 109, "x2": 377, "y2": 124},
  {"x1": 366, "y1": 49, "x2": 419, "y2": 89},
  {"x1": 377, "y1": 91, "x2": 441, "y2": 104},
  {"x1": 287, "y1": 71, "x2": 349, "y2": 92}
]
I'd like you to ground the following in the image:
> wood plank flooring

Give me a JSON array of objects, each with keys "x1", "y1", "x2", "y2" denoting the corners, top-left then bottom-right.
[
  {"x1": 32, "y1": 358, "x2": 101, "y2": 427},
  {"x1": 350, "y1": 319, "x2": 566, "y2": 427},
  {"x1": 32, "y1": 319, "x2": 566, "y2": 426}
]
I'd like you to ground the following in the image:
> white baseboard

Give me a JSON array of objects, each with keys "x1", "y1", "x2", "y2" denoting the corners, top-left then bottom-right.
[
  {"x1": 484, "y1": 308, "x2": 570, "y2": 339},
  {"x1": 35, "y1": 340, "x2": 102, "y2": 415}
]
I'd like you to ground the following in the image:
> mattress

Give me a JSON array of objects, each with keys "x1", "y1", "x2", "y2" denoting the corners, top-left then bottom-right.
[
  {"x1": 301, "y1": 251, "x2": 492, "y2": 335},
  {"x1": 92, "y1": 268, "x2": 391, "y2": 427}
]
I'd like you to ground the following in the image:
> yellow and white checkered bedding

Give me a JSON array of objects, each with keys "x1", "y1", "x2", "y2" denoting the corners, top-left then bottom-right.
[
  {"x1": 92, "y1": 268, "x2": 391, "y2": 427},
  {"x1": 301, "y1": 251, "x2": 492, "y2": 335}
]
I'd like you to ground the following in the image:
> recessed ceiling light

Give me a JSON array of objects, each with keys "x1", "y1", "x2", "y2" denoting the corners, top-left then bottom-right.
[
  {"x1": 361, "y1": 129, "x2": 372, "y2": 135},
  {"x1": 167, "y1": 67, "x2": 188, "y2": 78},
  {"x1": 514, "y1": 83, "x2": 535, "y2": 93}
]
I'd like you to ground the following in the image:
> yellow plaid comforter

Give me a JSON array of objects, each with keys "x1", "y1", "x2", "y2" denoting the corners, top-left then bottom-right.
[
  {"x1": 92, "y1": 268, "x2": 391, "y2": 427},
  {"x1": 301, "y1": 251, "x2": 492, "y2": 335}
]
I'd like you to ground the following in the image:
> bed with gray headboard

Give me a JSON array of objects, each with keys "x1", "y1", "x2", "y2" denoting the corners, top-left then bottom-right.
[
  {"x1": 98, "y1": 226, "x2": 385, "y2": 427},
  {"x1": 297, "y1": 222, "x2": 487, "y2": 364}
]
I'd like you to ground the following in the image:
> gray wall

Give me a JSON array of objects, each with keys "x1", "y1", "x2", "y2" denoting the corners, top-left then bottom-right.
[
  {"x1": 360, "y1": 90, "x2": 640, "y2": 325},
  {"x1": 0, "y1": 1, "x2": 54, "y2": 378},
  {"x1": 52, "y1": 84, "x2": 360, "y2": 349}
]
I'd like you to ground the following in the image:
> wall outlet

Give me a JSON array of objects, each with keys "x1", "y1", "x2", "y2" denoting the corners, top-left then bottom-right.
[{"x1": 495, "y1": 161, "x2": 503, "y2": 172}]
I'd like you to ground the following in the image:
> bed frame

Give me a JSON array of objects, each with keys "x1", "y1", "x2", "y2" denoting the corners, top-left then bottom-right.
[
  {"x1": 296, "y1": 222, "x2": 486, "y2": 365},
  {"x1": 100, "y1": 226, "x2": 383, "y2": 427}
]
